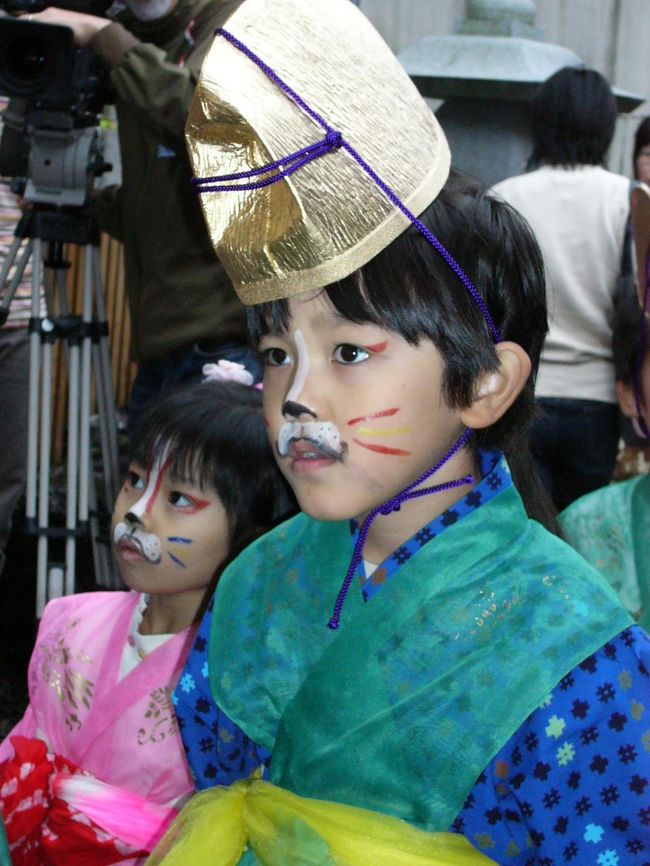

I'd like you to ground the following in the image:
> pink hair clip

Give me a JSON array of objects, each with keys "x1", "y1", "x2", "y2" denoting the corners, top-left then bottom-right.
[{"x1": 202, "y1": 359, "x2": 262, "y2": 389}]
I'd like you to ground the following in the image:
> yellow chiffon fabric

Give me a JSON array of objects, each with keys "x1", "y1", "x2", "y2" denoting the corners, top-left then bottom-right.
[{"x1": 145, "y1": 778, "x2": 496, "y2": 866}]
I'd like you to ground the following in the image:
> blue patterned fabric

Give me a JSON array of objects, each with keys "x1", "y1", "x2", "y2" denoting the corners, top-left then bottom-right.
[
  {"x1": 457, "y1": 625, "x2": 650, "y2": 865},
  {"x1": 173, "y1": 595, "x2": 270, "y2": 788},
  {"x1": 359, "y1": 450, "x2": 507, "y2": 601},
  {"x1": 177, "y1": 621, "x2": 650, "y2": 862}
]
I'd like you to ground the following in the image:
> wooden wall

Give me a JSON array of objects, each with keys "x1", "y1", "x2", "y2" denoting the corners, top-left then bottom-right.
[{"x1": 51, "y1": 237, "x2": 134, "y2": 462}]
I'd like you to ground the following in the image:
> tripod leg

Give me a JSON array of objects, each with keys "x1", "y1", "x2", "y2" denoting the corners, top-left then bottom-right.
[
  {"x1": 0, "y1": 239, "x2": 33, "y2": 319},
  {"x1": 0, "y1": 236, "x2": 24, "y2": 289},
  {"x1": 89, "y1": 245, "x2": 120, "y2": 587},
  {"x1": 91, "y1": 247, "x2": 120, "y2": 504},
  {"x1": 25, "y1": 243, "x2": 41, "y2": 534},
  {"x1": 77, "y1": 251, "x2": 92, "y2": 530},
  {"x1": 36, "y1": 331, "x2": 53, "y2": 618},
  {"x1": 25, "y1": 241, "x2": 53, "y2": 617}
]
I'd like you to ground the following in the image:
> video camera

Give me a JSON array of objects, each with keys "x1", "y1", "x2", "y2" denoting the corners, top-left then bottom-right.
[{"x1": 0, "y1": 0, "x2": 113, "y2": 206}]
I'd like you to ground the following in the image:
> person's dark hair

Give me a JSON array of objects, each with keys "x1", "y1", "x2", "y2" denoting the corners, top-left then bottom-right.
[
  {"x1": 613, "y1": 290, "x2": 645, "y2": 385},
  {"x1": 529, "y1": 66, "x2": 617, "y2": 168},
  {"x1": 249, "y1": 169, "x2": 560, "y2": 533},
  {"x1": 130, "y1": 380, "x2": 297, "y2": 562},
  {"x1": 632, "y1": 115, "x2": 650, "y2": 178}
]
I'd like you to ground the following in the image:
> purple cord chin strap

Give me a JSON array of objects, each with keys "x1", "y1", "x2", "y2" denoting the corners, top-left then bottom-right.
[
  {"x1": 327, "y1": 427, "x2": 474, "y2": 630},
  {"x1": 196, "y1": 30, "x2": 500, "y2": 627}
]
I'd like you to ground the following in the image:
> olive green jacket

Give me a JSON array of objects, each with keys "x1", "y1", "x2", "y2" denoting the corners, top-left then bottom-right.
[{"x1": 91, "y1": 0, "x2": 246, "y2": 362}]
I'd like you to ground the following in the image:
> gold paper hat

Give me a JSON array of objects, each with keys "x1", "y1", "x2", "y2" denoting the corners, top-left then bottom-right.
[{"x1": 186, "y1": 0, "x2": 451, "y2": 305}]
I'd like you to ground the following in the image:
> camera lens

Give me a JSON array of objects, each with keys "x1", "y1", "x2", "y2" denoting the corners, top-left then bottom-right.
[
  {"x1": 0, "y1": 18, "x2": 74, "y2": 102},
  {"x1": 3, "y1": 34, "x2": 50, "y2": 90}
]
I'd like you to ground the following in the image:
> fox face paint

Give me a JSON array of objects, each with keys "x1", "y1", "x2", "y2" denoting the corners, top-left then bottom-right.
[
  {"x1": 277, "y1": 328, "x2": 348, "y2": 460},
  {"x1": 111, "y1": 450, "x2": 230, "y2": 598},
  {"x1": 112, "y1": 449, "x2": 173, "y2": 564},
  {"x1": 260, "y1": 291, "x2": 467, "y2": 524}
]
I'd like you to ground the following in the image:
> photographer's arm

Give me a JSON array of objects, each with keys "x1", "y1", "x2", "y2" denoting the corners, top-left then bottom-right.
[
  {"x1": 23, "y1": 7, "x2": 111, "y2": 45},
  {"x1": 91, "y1": 30, "x2": 196, "y2": 148},
  {"x1": 89, "y1": 1, "x2": 241, "y2": 148}
]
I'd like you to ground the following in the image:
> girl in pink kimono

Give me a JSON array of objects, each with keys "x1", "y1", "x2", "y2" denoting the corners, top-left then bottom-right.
[{"x1": 0, "y1": 368, "x2": 295, "y2": 866}]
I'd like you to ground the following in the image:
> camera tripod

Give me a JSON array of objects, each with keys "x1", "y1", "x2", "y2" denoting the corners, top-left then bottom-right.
[{"x1": 0, "y1": 207, "x2": 121, "y2": 615}]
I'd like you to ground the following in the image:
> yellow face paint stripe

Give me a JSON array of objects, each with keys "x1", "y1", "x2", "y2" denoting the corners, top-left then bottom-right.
[{"x1": 355, "y1": 427, "x2": 410, "y2": 436}]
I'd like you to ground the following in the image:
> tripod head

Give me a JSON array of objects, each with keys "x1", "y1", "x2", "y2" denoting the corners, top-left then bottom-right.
[
  {"x1": 0, "y1": 202, "x2": 101, "y2": 326},
  {"x1": 1, "y1": 97, "x2": 112, "y2": 207}
]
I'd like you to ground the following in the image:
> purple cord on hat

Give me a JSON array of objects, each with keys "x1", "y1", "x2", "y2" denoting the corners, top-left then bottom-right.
[
  {"x1": 196, "y1": 27, "x2": 502, "y2": 343},
  {"x1": 192, "y1": 130, "x2": 343, "y2": 192}
]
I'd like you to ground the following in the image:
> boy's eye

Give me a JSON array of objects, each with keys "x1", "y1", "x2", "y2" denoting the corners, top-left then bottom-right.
[
  {"x1": 126, "y1": 470, "x2": 145, "y2": 490},
  {"x1": 169, "y1": 491, "x2": 193, "y2": 508},
  {"x1": 262, "y1": 347, "x2": 291, "y2": 367},
  {"x1": 333, "y1": 344, "x2": 369, "y2": 364}
]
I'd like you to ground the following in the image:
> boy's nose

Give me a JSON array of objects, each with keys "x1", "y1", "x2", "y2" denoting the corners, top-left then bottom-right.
[
  {"x1": 282, "y1": 400, "x2": 317, "y2": 420},
  {"x1": 124, "y1": 510, "x2": 145, "y2": 527}
]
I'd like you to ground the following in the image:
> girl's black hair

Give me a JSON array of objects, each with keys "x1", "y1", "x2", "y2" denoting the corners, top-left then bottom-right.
[
  {"x1": 249, "y1": 170, "x2": 560, "y2": 533},
  {"x1": 633, "y1": 116, "x2": 650, "y2": 178},
  {"x1": 130, "y1": 380, "x2": 297, "y2": 562},
  {"x1": 529, "y1": 66, "x2": 617, "y2": 168},
  {"x1": 613, "y1": 290, "x2": 645, "y2": 386}
]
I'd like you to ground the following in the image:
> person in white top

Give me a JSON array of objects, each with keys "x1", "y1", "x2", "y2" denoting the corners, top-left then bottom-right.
[{"x1": 493, "y1": 67, "x2": 630, "y2": 511}]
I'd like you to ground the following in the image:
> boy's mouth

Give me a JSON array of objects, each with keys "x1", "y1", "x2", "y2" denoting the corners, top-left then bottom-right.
[
  {"x1": 285, "y1": 438, "x2": 345, "y2": 462},
  {"x1": 277, "y1": 420, "x2": 347, "y2": 461}
]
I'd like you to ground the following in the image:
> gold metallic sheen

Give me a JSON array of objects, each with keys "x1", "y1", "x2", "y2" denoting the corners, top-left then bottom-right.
[{"x1": 186, "y1": 0, "x2": 451, "y2": 305}]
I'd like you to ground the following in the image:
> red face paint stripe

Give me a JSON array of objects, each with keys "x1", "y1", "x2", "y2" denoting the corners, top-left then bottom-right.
[
  {"x1": 181, "y1": 497, "x2": 211, "y2": 515},
  {"x1": 352, "y1": 438, "x2": 411, "y2": 456},
  {"x1": 362, "y1": 340, "x2": 388, "y2": 353},
  {"x1": 347, "y1": 407, "x2": 400, "y2": 426},
  {"x1": 145, "y1": 453, "x2": 174, "y2": 514}
]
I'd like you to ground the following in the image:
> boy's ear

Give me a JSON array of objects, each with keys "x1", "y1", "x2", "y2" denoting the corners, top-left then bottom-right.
[
  {"x1": 460, "y1": 342, "x2": 532, "y2": 430},
  {"x1": 615, "y1": 379, "x2": 637, "y2": 419}
]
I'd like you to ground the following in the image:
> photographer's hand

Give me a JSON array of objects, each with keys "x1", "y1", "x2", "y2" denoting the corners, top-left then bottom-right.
[{"x1": 21, "y1": 8, "x2": 110, "y2": 46}]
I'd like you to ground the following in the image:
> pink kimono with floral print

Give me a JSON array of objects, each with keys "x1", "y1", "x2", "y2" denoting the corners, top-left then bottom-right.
[{"x1": 0, "y1": 591, "x2": 196, "y2": 865}]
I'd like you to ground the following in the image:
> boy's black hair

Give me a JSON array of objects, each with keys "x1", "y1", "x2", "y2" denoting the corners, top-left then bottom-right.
[
  {"x1": 249, "y1": 170, "x2": 559, "y2": 531},
  {"x1": 613, "y1": 290, "x2": 645, "y2": 385},
  {"x1": 130, "y1": 380, "x2": 297, "y2": 560},
  {"x1": 633, "y1": 116, "x2": 650, "y2": 178},
  {"x1": 529, "y1": 66, "x2": 617, "y2": 168}
]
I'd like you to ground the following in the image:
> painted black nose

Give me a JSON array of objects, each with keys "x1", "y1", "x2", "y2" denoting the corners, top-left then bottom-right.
[
  {"x1": 282, "y1": 400, "x2": 317, "y2": 419},
  {"x1": 124, "y1": 511, "x2": 144, "y2": 527}
]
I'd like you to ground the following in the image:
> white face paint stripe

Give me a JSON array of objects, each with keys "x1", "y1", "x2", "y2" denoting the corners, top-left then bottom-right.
[
  {"x1": 128, "y1": 447, "x2": 172, "y2": 520},
  {"x1": 286, "y1": 329, "x2": 310, "y2": 405}
]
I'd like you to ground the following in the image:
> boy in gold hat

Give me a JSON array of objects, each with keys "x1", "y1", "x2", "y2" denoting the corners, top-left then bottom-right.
[{"x1": 155, "y1": 1, "x2": 650, "y2": 864}]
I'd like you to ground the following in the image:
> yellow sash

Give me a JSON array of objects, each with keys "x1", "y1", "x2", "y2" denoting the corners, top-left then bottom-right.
[{"x1": 145, "y1": 778, "x2": 496, "y2": 866}]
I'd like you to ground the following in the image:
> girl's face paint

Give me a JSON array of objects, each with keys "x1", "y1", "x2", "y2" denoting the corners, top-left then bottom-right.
[
  {"x1": 111, "y1": 449, "x2": 230, "y2": 598},
  {"x1": 259, "y1": 290, "x2": 467, "y2": 524}
]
